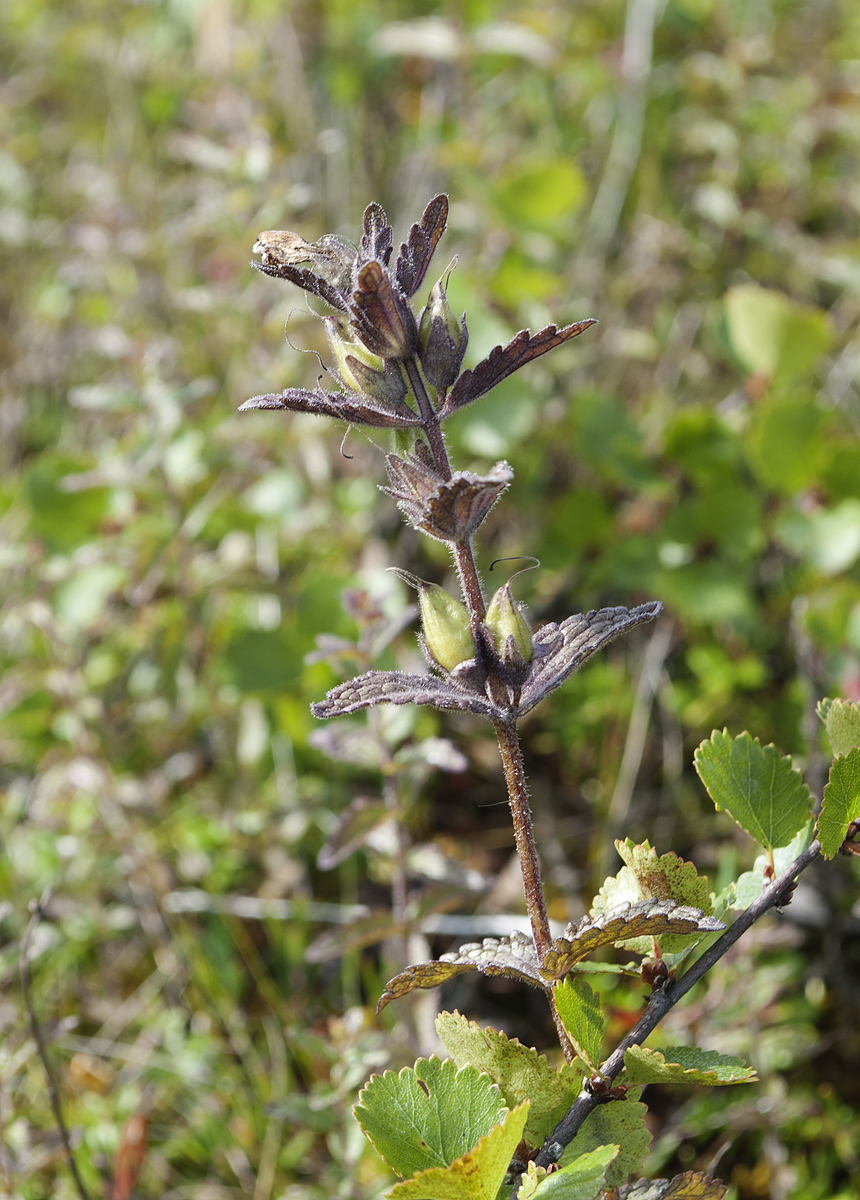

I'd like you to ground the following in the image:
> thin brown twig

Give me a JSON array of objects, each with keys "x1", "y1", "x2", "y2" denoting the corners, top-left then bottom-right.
[
  {"x1": 20, "y1": 892, "x2": 92, "y2": 1200},
  {"x1": 518, "y1": 838, "x2": 823, "y2": 1184}
]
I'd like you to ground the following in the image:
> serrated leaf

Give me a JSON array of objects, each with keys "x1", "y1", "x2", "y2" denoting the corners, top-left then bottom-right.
[
  {"x1": 591, "y1": 842, "x2": 713, "y2": 955},
  {"x1": 818, "y1": 698, "x2": 860, "y2": 758},
  {"x1": 733, "y1": 819, "x2": 815, "y2": 907},
  {"x1": 354, "y1": 1057, "x2": 509, "y2": 1180},
  {"x1": 818, "y1": 748, "x2": 860, "y2": 859},
  {"x1": 442, "y1": 321, "x2": 597, "y2": 417},
  {"x1": 560, "y1": 1095, "x2": 651, "y2": 1187},
  {"x1": 554, "y1": 978, "x2": 607, "y2": 1073},
  {"x1": 622, "y1": 1045, "x2": 757, "y2": 1086},
  {"x1": 694, "y1": 730, "x2": 813, "y2": 851},
  {"x1": 394, "y1": 194, "x2": 449, "y2": 298},
  {"x1": 378, "y1": 931, "x2": 544, "y2": 1012},
  {"x1": 539, "y1": 901, "x2": 724, "y2": 983},
  {"x1": 312, "y1": 670, "x2": 505, "y2": 721},
  {"x1": 521, "y1": 1144, "x2": 619, "y2": 1200},
  {"x1": 619, "y1": 1172, "x2": 728, "y2": 1199},
  {"x1": 387, "y1": 1102, "x2": 529, "y2": 1200},
  {"x1": 435, "y1": 1012, "x2": 582, "y2": 1145}
]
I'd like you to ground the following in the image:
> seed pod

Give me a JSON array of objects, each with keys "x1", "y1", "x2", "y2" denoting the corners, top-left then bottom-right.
[
  {"x1": 390, "y1": 568, "x2": 474, "y2": 671},
  {"x1": 485, "y1": 582, "x2": 533, "y2": 663},
  {"x1": 419, "y1": 584, "x2": 475, "y2": 671},
  {"x1": 418, "y1": 277, "x2": 468, "y2": 390},
  {"x1": 325, "y1": 318, "x2": 382, "y2": 387},
  {"x1": 325, "y1": 318, "x2": 409, "y2": 406}
]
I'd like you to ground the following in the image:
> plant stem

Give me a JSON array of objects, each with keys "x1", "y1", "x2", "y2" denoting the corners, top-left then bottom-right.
[
  {"x1": 494, "y1": 719, "x2": 552, "y2": 961},
  {"x1": 525, "y1": 839, "x2": 823, "y2": 1179},
  {"x1": 493, "y1": 718, "x2": 576, "y2": 1062},
  {"x1": 21, "y1": 894, "x2": 92, "y2": 1200},
  {"x1": 402, "y1": 356, "x2": 486, "y2": 620}
]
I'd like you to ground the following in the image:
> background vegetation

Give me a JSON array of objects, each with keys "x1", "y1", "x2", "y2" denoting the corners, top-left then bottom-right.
[{"x1": 2, "y1": 0, "x2": 860, "y2": 1196}]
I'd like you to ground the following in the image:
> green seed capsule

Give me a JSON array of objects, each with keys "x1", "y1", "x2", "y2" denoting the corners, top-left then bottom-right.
[
  {"x1": 418, "y1": 584, "x2": 474, "y2": 672},
  {"x1": 324, "y1": 317, "x2": 384, "y2": 391},
  {"x1": 486, "y1": 583, "x2": 533, "y2": 663}
]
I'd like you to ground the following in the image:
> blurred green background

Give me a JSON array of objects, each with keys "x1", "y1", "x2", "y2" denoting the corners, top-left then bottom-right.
[{"x1": 2, "y1": 0, "x2": 860, "y2": 1196}]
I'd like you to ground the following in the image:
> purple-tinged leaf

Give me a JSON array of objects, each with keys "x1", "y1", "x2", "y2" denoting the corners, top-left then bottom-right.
[
  {"x1": 377, "y1": 930, "x2": 545, "y2": 1012},
  {"x1": 239, "y1": 386, "x2": 422, "y2": 429},
  {"x1": 311, "y1": 670, "x2": 506, "y2": 720},
  {"x1": 440, "y1": 319, "x2": 597, "y2": 417},
  {"x1": 350, "y1": 261, "x2": 420, "y2": 359},
  {"x1": 539, "y1": 900, "x2": 724, "y2": 983},
  {"x1": 360, "y1": 201, "x2": 393, "y2": 266},
  {"x1": 395, "y1": 194, "x2": 449, "y2": 298},
  {"x1": 251, "y1": 260, "x2": 349, "y2": 310},
  {"x1": 518, "y1": 603, "x2": 662, "y2": 716},
  {"x1": 382, "y1": 453, "x2": 513, "y2": 543}
]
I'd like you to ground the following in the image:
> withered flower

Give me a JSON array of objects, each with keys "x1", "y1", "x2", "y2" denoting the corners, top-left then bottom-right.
[{"x1": 382, "y1": 446, "x2": 513, "y2": 543}]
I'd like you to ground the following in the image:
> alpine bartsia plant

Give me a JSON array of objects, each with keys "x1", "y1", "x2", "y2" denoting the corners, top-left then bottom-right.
[{"x1": 244, "y1": 196, "x2": 859, "y2": 1200}]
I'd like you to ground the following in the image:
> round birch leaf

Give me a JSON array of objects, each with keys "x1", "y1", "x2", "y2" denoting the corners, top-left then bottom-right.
[
  {"x1": 694, "y1": 729, "x2": 812, "y2": 851},
  {"x1": 554, "y1": 978, "x2": 607, "y2": 1073},
  {"x1": 387, "y1": 1101, "x2": 529, "y2": 1200},
  {"x1": 560, "y1": 1095, "x2": 651, "y2": 1187},
  {"x1": 622, "y1": 1045, "x2": 757, "y2": 1086},
  {"x1": 354, "y1": 1057, "x2": 508, "y2": 1180},
  {"x1": 818, "y1": 747, "x2": 860, "y2": 859},
  {"x1": 818, "y1": 698, "x2": 860, "y2": 759},
  {"x1": 518, "y1": 1144, "x2": 619, "y2": 1200},
  {"x1": 435, "y1": 1012, "x2": 582, "y2": 1145},
  {"x1": 590, "y1": 841, "x2": 712, "y2": 955}
]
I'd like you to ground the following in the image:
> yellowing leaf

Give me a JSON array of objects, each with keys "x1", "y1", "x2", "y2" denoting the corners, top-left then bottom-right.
[
  {"x1": 387, "y1": 1102, "x2": 529, "y2": 1200},
  {"x1": 354, "y1": 1057, "x2": 508, "y2": 1179},
  {"x1": 435, "y1": 1012, "x2": 582, "y2": 1145}
]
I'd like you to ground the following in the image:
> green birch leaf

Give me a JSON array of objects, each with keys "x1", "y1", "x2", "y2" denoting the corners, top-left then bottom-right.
[
  {"x1": 387, "y1": 1102, "x2": 529, "y2": 1200},
  {"x1": 591, "y1": 841, "x2": 713, "y2": 955},
  {"x1": 733, "y1": 820, "x2": 815, "y2": 907},
  {"x1": 554, "y1": 978, "x2": 607, "y2": 1073},
  {"x1": 622, "y1": 1045, "x2": 757, "y2": 1086},
  {"x1": 817, "y1": 748, "x2": 860, "y2": 859},
  {"x1": 354, "y1": 1057, "x2": 508, "y2": 1180},
  {"x1": 694, "y1": 730, "x2": 813, "y2": 850},
  {"x1": 817, "y1": 699, "x2": 860, "y2": 758},
  {"x1": 519, "y1": 1144, "x2": 619, "y2": 1200},
  {"x1": 435, "y1": 1012, "x2": 583, "y2": 1145},
  {"x1": 560, "y1": 1095, "x2": 651, "y2": 1187}
]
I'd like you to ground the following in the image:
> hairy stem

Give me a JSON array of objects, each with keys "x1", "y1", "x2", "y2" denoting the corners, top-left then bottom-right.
[
  {"x1": 402, "y1": 357, "x2": 487, "y2": 620},
  {"x1": 525, "y1": 839, "x2": 823, "y2": 1179},
  {"x1": 494, "y1": 719, "x2": 553, "y2": 961}
]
